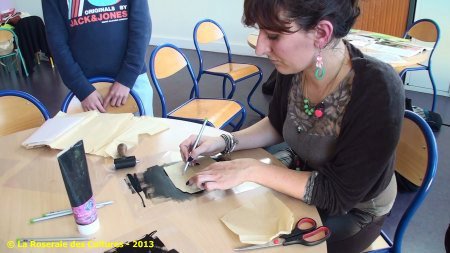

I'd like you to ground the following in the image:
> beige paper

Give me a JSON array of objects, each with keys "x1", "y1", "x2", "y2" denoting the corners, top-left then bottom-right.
[
  {"x1": 221, "y1": 192, "x2": 294, "y2": 245},
  {"x1": 22, "y1": 112, "x2": 169, "y2": 158},
  {"x1": 164, "y1": 157, "x2": 216, "y2": 193}
]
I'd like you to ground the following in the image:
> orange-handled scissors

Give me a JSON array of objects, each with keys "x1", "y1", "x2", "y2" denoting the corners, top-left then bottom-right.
[{"x1": 234, "y1": 217, "x2": 331, "y2": 251}]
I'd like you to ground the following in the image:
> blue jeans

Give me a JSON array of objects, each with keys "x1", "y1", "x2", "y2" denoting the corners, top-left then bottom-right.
[{"x1": 131, "y1": 73, "x2": 153, "y2": 116}]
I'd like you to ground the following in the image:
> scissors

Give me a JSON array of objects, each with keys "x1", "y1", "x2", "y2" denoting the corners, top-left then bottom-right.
[{"x1": 234, "y1": 217, "x2": 331, "y2": 251}]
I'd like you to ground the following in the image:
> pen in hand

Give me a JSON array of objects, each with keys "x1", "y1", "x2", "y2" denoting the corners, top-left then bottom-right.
[{"x1": 183, "y1": 118, "x2": 208, "y2": 174}]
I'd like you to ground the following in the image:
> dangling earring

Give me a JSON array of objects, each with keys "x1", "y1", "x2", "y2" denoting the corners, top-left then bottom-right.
[{"x1": 315, "y1": 48, "x2": 326, "y2": 80}]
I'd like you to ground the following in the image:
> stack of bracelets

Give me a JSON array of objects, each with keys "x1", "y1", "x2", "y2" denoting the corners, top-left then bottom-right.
[{"x1": 220, "y1": 133, "x2": 239, "y2": 154}]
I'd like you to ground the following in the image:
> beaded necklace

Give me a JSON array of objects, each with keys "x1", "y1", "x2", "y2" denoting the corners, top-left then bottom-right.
[{"x1": 302, "y1": 48, "x2": 347, "y2": 118}]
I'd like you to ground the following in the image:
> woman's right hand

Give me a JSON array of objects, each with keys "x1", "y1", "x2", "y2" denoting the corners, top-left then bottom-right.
[{"x1": 179, "y1": 135, "x2": 226, "y2": 162}]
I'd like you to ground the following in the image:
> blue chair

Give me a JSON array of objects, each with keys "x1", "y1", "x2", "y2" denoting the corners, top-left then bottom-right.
[
  {"x1": 0, "y1": 28, "x2": 28, "y2": 76},
  {"x1": 193, "y1": 19, "x2": 265, "y2": 118},
  {"x1": 399, "y1": 19, "x2": 440, "y2": 112},
  {"x1": 0, "y1": 90, "x2": 49, "y2": 136},
  {"x1": 149, "y1": 43, "x2": 246, "y2": 131},
  {"x1": 61, "y1": 76, "x2": 145, "y2": 116},
  {"x1": 364, "y1": 110, "x2": 438, "y2": 252}
]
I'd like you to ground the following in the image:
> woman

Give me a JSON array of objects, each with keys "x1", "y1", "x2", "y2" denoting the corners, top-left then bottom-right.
[{"x1": 180, "y1": 0, "x2": 404, "y2": 252}]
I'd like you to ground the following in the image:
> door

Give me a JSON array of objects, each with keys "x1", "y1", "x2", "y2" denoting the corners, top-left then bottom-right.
[{"x1": 353, "y1": 0, "x2": 412, "y2": 37}]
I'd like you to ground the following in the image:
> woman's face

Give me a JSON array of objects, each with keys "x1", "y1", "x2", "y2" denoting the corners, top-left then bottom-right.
[{"x1": 255, "y1": 22, "x2": 317, "y2": 75}]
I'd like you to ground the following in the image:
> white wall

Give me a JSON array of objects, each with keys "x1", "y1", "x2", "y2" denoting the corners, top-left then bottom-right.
[
  {"x1": 149, "y1": 0, "x2": 257, "y2": 56},
  {"x1": 406, "y1": 0, "x2": 450, "y2": 96},
  {"x1": 12, "y1": 0, "x2": 43, "y2": 19}
]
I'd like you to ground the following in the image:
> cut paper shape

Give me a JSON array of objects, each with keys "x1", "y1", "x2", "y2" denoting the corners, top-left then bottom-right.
[
  {"x1": 163, "y1": 157, "x2": 216, "y2": 194},
  {"x1": 221, "y1": 192, "x2": 294, "y2": 245}
]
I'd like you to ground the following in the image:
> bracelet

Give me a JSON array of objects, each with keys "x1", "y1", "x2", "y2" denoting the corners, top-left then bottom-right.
[{"x1": 220, "y1": 133, "x2": 239, "y2": 154}]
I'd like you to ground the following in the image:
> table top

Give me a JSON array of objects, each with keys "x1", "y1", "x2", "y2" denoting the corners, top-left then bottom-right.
[
  {"x1": 0, "y1": 118, "x2": 326, "y2": 253},
  {"x1": 247, "y1": 32, "x2": 429, "y2": 73}
]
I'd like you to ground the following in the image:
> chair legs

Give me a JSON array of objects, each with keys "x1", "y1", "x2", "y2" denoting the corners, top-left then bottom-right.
[
  {"x1": 428, "y1": 70, "x2": 437, "y2": 112},
  {"x1": 221, "y1": 73, "x2": 265, "y2": 118},
  {"x1": 17, "y1": 49, "x2": 28, "y2": 77},
  {"x1": 246, "y1": 70, "x2": 265, "y2": 118}
]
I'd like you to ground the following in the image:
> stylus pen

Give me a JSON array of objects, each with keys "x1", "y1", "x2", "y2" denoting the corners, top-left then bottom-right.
[
  {"x1": 43, "y1": 201, "x2": 114, "y2": 216},
  {"x1": 17, "y1": 236, "x2": 93, "y2": 242},
  {"x1": 183, "y1": 118, "x2": 208, "y2": 174},
  {"x1": 30, "y1": 201, "x2": 114, "y2": 223}
]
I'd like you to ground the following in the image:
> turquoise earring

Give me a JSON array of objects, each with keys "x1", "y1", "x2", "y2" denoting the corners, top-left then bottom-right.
[{"x1": 315, "y1": 49, "x2": 326, "y2": 80}]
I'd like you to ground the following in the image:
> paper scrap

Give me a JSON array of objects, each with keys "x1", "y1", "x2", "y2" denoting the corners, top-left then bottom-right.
[
  {"x1": 221, "y1": 192, "x2": 294, "y2": 245},
  {"x1": 163, "y1": 157, "x2": 216, "y2": 194}
]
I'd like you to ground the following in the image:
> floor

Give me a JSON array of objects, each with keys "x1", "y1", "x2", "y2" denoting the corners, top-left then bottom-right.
[{"x1": 1, "y1": 47, "x2": 449, "y2": 253}]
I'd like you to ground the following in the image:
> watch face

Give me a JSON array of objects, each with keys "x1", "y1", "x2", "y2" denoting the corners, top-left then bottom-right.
[{"x1": 87, "y1": 0, "x2": 121, "y2": 7}]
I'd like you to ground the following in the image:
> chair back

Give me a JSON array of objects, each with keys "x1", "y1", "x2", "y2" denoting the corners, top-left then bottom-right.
[
  {"x1": 400, "y1": 19, "x2": 440, "y2": 112},
  {"x1": 149, "y1": 43, "x2": 200, "y2": 118},
  {"x1": 0, "y1": 27, "x2": 28, "y2": 76},
  {"x1": 0, "y1": 90, "x2": 50, "y2": 137},
  {"x1": 193, "y1": 19, "x2": 232, "y2": 76},
  {"x1": 404, "y1": 19, "x2": 439, "y2": 43},
  {"x1": 391, "y1": 110, "x2": 438, "y2": 252},
  {"x1": 61, "y1": 77, "x2": 145, "y2": 115}
]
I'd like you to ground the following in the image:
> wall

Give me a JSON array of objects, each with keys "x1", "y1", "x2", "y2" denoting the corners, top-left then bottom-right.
[
  {"x1": 406, "y1": 0, "x2": 450, "y2": 96},
  {"x1": 149, "y1": 0, "x2": 257, "y2": 56},
  {"x1": 12, "y1": 0, "x2": 43, "y2": 19}
]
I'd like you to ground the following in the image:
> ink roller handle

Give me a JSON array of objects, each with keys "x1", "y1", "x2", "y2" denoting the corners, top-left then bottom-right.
[{"x1": 114, "y1": 156, "x2": 138, "y2": 170}]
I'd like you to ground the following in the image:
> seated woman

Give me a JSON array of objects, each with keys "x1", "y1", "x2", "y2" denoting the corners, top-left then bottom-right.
[{"x1": 180, "y1": 0, "x2": 404, "y2": 252}]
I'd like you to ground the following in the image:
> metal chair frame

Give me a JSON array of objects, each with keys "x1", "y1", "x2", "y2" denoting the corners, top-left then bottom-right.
[
  {"x1": 60, "y1": 76, "x2": 145, "y2": 116},
  {"x1": 149, "y1": 43, "x2": 246, "y2": 131},
  {"x1": 399, "y1": 19, "x2": 440, "y2": 112},
  {"x1": 0, "y1": 28, "x2": 28, "y2": 76},
  {"x1": 0, "y1": 90, "x2": 49, "y2": 119},
  {"x1": 193, "y1": 19, "x2": 264, "y2": 118},
  {"x1": 365, "y1": 110, "x2": 438, "y2": 253}
]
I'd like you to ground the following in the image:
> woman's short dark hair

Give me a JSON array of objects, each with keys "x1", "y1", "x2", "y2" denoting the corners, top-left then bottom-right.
[{"x1": 243, "y1": 0, "x2": 360, "y2": 39}]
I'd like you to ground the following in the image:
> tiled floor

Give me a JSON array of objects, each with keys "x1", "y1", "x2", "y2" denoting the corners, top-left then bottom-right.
[{"x1": 1, "y1": 47, "x2": 449, "y2": 252}]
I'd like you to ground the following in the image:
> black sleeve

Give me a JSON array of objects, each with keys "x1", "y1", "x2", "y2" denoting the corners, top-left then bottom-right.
[
  {"x1": 268, "y1": 73, "x2": 294, "y2": 135},
  {"x1": 310, "y1": 59, "x2": 405, "y2": 215}
]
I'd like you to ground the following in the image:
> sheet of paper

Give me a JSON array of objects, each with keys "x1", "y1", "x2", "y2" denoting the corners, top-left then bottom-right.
[
  {"x1": 22, "y1": 111, "x2": 170, "y2": 158},
  {"x1": 221, "y1": 192, "x2": 294, "y2": 245},
  {"x1": 163, "y1": 157, "x2": 216, "y2": 194},
  {"x1": 22, "y1": 114, "x2": 85, "y2": 148},
  {"x1": 103, "y1": 117, "x2": 170, "y2": 158}
]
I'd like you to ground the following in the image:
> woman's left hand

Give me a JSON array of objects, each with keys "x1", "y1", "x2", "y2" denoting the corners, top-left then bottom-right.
[{"x1": 187, "y1": 158, "x2": 263, "y2": 191}]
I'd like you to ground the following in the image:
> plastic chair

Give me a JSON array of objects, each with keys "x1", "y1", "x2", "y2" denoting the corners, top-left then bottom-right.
[
  {"x1": 0, "y1": 28, "x2": 28, "y2": 76},
  {"x1": 0, "y1": 90, "x2": 49, "y2": 137},
  {"x1": 193, "y1": 19, "x2": 265, "y2": 118},
  {"x1": 61, "y1": 77, "x2": 145, "y2": 115},
  {"x1": 363, "y1": 110, "x2": 438, "y2": 253},
  {"x1": 399, "y1": 19, "x2": 440, "y2": 112},
  {"x1": 149, "y1": 43, "x2": 246, "y2": 131}
]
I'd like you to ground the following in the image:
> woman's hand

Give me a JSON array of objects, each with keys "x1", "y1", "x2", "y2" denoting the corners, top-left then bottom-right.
[
  {"x1": 179, "y1": 135, "x2": 226, "y2": 162},
  {"x1": 187, "y1": 158, "x2": 263, "y2": 191}
]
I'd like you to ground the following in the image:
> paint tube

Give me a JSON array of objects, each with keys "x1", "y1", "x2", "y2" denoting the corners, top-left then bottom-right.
[{"x1": 57, "y1": 140, "x2": 100, "y2": 235}]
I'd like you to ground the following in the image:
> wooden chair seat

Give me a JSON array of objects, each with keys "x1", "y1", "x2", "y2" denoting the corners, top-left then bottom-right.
[
  {"x1": 205, "y1": 63, "x2": 260, "y2": 81},
  {"x1": 170, "y1": 99, "x2": 244, "y2": 128},
  {"x1": 62, "y1": 80, "x2": 144, "y2": 115},
  {"x1": 149, "y1": 44, "x2": 246, "y2": 131},
  {"x1": 363, "y1": 234, "x2": 390, "y2": 252},
  {"x1": 0, "y1": 91, "x2": 49, "y2": 137}
]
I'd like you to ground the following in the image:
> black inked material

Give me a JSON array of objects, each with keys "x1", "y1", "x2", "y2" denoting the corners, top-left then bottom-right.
[
  {"x1": 126, "y1": 173, "x2": 146, "y2": 207},
  {"x1": 57, "y1": 140, "x2": 93, "y2": 207},
  {"x1": 114, "y1": 156, "x2": 137, "y2": 170},
  {"x1": 142, "y1": 165, "x2": 192, "y2": 201},
  {"x1": 104, "y1": 230, "x2": 179, "y2": 253}
]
